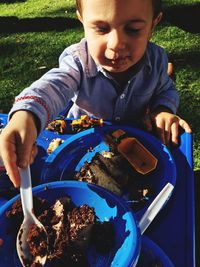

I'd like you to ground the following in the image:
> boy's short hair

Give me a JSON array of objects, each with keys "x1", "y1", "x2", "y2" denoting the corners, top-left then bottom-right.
[
  {"x1": 76, "y1": 0, "x2": 162, "y2": 18},
  {"x1": 152, "y1": 0, "x2": 162, "y2": 18},
  {"x1": 76, "y1": 0, "x2": 82, "y2": 14}
]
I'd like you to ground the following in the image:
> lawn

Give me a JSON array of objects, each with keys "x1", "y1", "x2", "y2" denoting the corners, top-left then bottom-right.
[{"x1": 0, "y1": 0, "x2": 199, "y2": 169}]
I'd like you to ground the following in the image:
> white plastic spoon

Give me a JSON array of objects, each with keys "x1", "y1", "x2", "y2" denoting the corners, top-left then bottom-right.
[
  {"x1": 16, "y1": 166, "x2": 48, "y2": 266},
  {"x1": 139, "y1": 182, "x2": 174, "y2": 234}
]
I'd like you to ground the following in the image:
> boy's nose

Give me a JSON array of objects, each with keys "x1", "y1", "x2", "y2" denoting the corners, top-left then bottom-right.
[{"x1": 107, "y1": 30, "x2": 126, "y2": 54}]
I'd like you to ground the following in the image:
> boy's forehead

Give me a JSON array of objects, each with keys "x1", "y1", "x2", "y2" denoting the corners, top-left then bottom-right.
[{"x1": 81, "y1": 0, "x2": 154, "y2": 21}]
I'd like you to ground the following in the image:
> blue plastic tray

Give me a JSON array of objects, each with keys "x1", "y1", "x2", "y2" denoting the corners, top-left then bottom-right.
[
  {"x1": 0, "y1": 114, "x2": 195, "y2": 266},
  {"x1": 0, "y1": 113, "x2": 7, "y2": 129},
  {"x1": 146, "y1": 132, "x2": 195, "y2": 267},
  {"x1": 40, "y1": 125, "x2": 176, "y2": 219}
]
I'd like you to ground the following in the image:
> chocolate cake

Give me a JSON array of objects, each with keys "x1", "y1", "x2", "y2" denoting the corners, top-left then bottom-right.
[
  {"x1": 26, "y1": 224, "x2": 48, "y2": 258},
  {"x1": 6, "y1": 196, "x2": 115, "y2": 267},
  {"x1": 6, "y1": 197, "x2": 49, "y2": 235},
  {"x1": 74, "y1": 152, "x2": 133, "y2": 195},
  {"x1": 74, "y1": 151, "x2": 153, "y2": 211}
]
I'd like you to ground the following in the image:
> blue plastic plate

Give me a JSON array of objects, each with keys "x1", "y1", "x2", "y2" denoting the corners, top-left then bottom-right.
[
  {"x1": 40, "y1": 125, "x2": 176, "y2": 218},
  {"x1": 0, "y1": 181, "x2": 140, "y2": 267}
]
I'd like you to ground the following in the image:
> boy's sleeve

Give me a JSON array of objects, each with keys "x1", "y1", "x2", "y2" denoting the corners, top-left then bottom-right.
[
  {"x1": 9, "y1": 50, "x2": 82, "y2": 132},
  {"x1": 149, "y1": 49, "x2": 179, "y2": 114}
]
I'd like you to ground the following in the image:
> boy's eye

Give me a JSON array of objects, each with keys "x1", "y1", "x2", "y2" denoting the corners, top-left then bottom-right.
[
  {"x1": 95, "y1": 26, "x2": 109, "y2": 33},
  {"x1": 125, "y1": 27, "x2": 140, "y2": 35}
]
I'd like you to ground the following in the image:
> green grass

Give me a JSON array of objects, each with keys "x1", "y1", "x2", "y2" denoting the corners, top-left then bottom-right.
[
  {"x1": 0, "y1": 29, "x2": 84, "y2": 109},
  {"x1": 0, "y1": 0, "x2": 200, "y2": 169},
  {"x1": 0, "y1": 0, "x2": 76, "y2": 18},
  {"x1": 163, "y1": 0, "x2": 200, "y2": 5}
]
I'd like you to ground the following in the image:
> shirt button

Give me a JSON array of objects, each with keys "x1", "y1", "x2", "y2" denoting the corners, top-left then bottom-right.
[
  {"x1": 120, "y1": 94, "x2": 125, "y2": 99},
  {"x1": 115, "y1": 117, "x2": 121, "y2": 121}
]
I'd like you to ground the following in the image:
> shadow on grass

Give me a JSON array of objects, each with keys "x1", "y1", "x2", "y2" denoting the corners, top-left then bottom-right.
[
  {"x1": 0, "y1": 3, "x2": 199, "y2": 33},
  {"x1": 163, "y1": 3, "x2": 200, "y2": 33},
  {"x1": 168, "y1": 50, "x2": 200, "y2": 66},
  {"x1": 0, "y1": 16, "x2": 81, "y2": 33},
  {"x1": 0, "y1": 40, "x2": 28, "y2": 57}
]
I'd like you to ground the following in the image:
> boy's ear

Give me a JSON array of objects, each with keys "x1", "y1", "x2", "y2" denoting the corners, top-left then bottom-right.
[
  {"x1": 152, "y1": 12, "x2": 163, "y2": 30},
  {"x1": 76, "y1": 10, "x2": 83, "y2": 23},
  {"x1": 148, "y1": 12, "x2": 163, "y2": 40}
]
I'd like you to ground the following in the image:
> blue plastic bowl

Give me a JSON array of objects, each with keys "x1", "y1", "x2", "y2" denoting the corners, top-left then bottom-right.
[
  {"x1": 138, "y1": 236, "x2": 174, "y2": 267},
  {"x1": 0, "y1": 181, "x2": 141, "y2": 267},
  {"x1": 40, "y1": 125, "x2": 176, "y2": 219}
]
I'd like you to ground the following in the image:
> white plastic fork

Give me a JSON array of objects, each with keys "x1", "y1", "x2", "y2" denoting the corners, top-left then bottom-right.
[
  {"x1": 16, "y1": 166, "x2": 48, "y2": 266},
  {"x1": 138, "y1": 182, "x2": 174, "y2": 234}
]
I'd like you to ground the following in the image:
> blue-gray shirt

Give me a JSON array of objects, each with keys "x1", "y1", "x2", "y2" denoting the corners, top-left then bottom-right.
[{"x1": 10, "y1": 38, "x2": 179, "y2": 131}]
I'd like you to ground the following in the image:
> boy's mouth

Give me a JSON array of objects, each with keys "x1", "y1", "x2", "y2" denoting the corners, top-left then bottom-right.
[{"x1": 106, "y1": 56, "x2": 130, "y2": 68}]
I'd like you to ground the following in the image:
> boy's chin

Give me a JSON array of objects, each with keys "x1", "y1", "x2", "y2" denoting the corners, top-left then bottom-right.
[{"x1": 103, "y1": 65, "x2": 130, "y2": 73}]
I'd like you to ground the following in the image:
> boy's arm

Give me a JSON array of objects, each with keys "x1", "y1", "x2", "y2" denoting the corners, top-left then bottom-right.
[
  {"x1": 150, "y1": 49, "x2": 179, "y2": 115},
  {"x1": 144, "y1": 47, "x2": 191, "y2": 145},
  {"x1": 9, "y1": 51, "x2": 82, "y2": 133},
  {"x1": 0, "y1": 47, "x2": 82, "y2": 187}
]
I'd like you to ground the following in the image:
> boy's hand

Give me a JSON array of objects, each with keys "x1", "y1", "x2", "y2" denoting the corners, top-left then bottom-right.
[
  {"x1": 143, "y1": 108, "x2": 192, "y2": 146},
  {"x1": 0, "y1": 111, "x2": 38, "y2": 187}
]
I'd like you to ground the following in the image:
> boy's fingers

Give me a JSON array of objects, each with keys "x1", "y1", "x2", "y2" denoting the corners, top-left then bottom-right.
[
  {"x1": 153, "y1": 118, "x2": 166, "y2": 144},
  {"x1": 155, "y1": 126, "x2": 165, "y2": 144},
  {"x1": 171, "y1": 122, "x2": 179, "y2": 145},
  {"x1": 6, "y1": 166, "x2": 20, "y2": 188},
  {"x1": 179, "y1": 119, "x2": 192, "y2": 133},
  {"x1": 164, "y1": 123, "x2": 171, "y2": 146},
  {"x1": 16, "y1": 141, "x2": 36, "y2": 168},
  {"x1": 0, "y1": 143, "x2": 20, "y2": 188},
  {"x1": 4, "y1": 143, "x2": 37, "y2": 187},
  {"x1": 29, "y1": 144, "x2": 38, "y2": 164}
]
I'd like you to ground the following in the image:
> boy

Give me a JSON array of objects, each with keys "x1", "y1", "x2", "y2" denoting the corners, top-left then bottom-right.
[{"x1": 0, "y1": 0, "x2": 191, "y2": 187}]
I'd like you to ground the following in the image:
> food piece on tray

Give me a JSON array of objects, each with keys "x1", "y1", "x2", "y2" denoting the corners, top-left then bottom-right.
[
  {"x1": 47, "y1": 138, "x2": 64, "y2": 154},
  {"x1": 109, "y1": 129, "x2": 158, "y2": 174},
  {"x1": 71, "y1": 115, "x2": 103, "y2": 132},
  {"x1": 74, "y1": 152, "x2": 133, "y2": 195},
  {"x1": 6, "y1": 196, "x2": 115, "y2": 267},
  {"x1": 74, "y1": 150, "x2": 153, "y2": 202},
  {"x1": 74, "y1": 129, "x2": 155, "y2": 209},
  {"x1": 46, "y1": 119, "x2": 67, "y2": 134}
]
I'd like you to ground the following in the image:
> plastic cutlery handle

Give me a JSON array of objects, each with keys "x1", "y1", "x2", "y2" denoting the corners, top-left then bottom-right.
[
  {"x1": 19, "y1": 166, "x2": 33, "y2": 218},
  {"x1": 138, "y1": 182, "x2": 174, "y2": 235}
]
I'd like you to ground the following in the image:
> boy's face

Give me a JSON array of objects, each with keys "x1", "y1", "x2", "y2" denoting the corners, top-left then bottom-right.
[{"x1": 78, "y1": 0, "x2": 161, "y2": 74}]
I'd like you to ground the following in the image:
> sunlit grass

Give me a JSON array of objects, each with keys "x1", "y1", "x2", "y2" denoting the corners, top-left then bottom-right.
[{"x1": 0, "y1": 0, "x2": 76, "y2": 18}]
